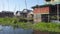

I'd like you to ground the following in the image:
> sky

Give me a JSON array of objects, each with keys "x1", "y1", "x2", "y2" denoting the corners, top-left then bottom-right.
[{"x1": 0, "y1": 0, "x2": 45, "y2": 12}]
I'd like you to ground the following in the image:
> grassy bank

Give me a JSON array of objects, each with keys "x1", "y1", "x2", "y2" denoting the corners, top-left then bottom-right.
[
  {"x1": 0, "y1": 17, "x2": 18, "y2": 25},
  {"x1": 0, "y1": 17, "x2": 60, "y2": 32},
  {"x1": 32, "y1": 22, "x2": 60, "y2": 32},
  {"x1": 0, "y1": 17, "x2": 32, "y2": 29}
]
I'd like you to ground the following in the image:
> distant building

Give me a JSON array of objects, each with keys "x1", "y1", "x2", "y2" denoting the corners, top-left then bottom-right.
[
  {"x1": 0, "y1": 11, "x2": 14, "y2": 17},
  {"x1": 15, "y1": 11, "x2": 21, "y2": 17},
  {"x1": 32, "y1": 4, "x2": 60, "y2": 23},
  {"x1": 21, "y1": 9, "x2": 33, "y2": 18},
  {"x1": 16, "y1": 9, "x2": 33, "y2": 18},
  {"x1": 15, "y1": 9, "x2": 33, "y2": 22}
]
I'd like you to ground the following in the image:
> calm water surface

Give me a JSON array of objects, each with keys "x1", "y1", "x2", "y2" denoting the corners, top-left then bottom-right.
[{"x1": 0, "y1": 25, "x2": 33, "y2": 34}]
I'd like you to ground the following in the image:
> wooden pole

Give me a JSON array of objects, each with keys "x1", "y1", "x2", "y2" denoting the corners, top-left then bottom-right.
[
  {"x1": 57, "y1": 4, "x2": 59, "y2": 22},
  {"x1": 25, "y1": 0, "x2": 29, "y2": 23},
  {"x1": 25, "y1": 0, "x2": 27, "y2": 9}
]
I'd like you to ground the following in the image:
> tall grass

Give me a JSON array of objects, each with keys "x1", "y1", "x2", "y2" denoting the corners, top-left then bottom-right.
[
  {"x1": 0, "y1": 17, "x2": 18, "y2": 25},
  {"x1": 32, "y1": 22, "x2": 60, "y2": 32},
  {"x1": 0, "y1": 17, "x2": 60, "y2": 32},
  {"x1": 0, "y1": 17, "x2": 32, "y2": 29}
]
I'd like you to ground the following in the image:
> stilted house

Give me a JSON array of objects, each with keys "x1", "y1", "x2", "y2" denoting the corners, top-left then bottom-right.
[{"x1": 32, "y1": 4, "x2": 60, "y2": 23}]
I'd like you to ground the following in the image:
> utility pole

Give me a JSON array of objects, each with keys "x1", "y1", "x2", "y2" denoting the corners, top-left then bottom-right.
[
  {"x1": 57, "y1": 4, "x2": 59, "y2": 22},
  {"x1": 25, "y1": 0, "x2": 27, "y2": 9},
  {"x1": 25, "y1": 0, "x2": 29, "y2": 23}
]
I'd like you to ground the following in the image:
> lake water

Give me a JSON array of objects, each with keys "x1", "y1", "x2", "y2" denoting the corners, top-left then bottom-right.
[{"x1": 0, "y1": 25, "x2": 33, "y2": 34}]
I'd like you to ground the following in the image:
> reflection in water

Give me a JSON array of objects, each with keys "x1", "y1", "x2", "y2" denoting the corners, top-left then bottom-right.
[{"x1": 0, "y1": 25, "x2": 33, "y2": 34}]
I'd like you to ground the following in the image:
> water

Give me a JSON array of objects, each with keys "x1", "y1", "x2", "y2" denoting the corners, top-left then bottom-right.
[{"x1": 0, "y1": 25, "x2": 33, "y2": 34}]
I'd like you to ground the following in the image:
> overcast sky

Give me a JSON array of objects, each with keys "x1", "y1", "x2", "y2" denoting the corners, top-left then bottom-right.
[{"x1": 0, "y1": 0, "x2": 45, "y2": 12}]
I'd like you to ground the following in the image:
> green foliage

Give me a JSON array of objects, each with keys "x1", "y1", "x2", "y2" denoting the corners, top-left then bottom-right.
[
  {"x1": 0, "y1": 17, "x2": 60, "y2": 32},
  {"x1": 32, "y1": 22, "x2": 60, "y2": 32},
  {"x1": 0, "y1": 17, "x2": 32, "y2": 29},
  {"x1": 17, "y1": 22, "x2": 32, "y2": 29},
  {"x1": 0, "y1": 17, "x2": 18, "y2": 25}
]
